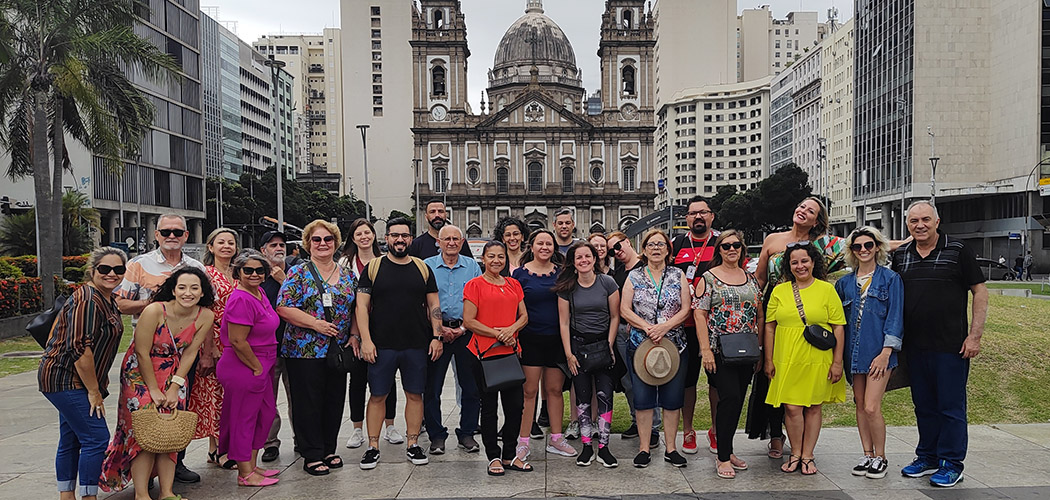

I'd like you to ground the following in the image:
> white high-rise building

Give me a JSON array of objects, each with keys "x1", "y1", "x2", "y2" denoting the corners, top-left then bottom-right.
[
  {"x1": 821, "y1": 18, "x2": 854, "y2": 233},
  {"x1": 652, "y1": 0, "x2": 736, "y2": 108},
  {"x1": 737, "y1": 6, "x2": 826, "y2": 82},
  {"x1": 790, "y1": 43, "x2": 822, "y2": 196}
]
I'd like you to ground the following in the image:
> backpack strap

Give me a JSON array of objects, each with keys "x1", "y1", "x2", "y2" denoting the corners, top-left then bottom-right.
[
  {"x1": 367, "y1": 255, "x2": 430, "y2": 285},
  {"x1": 410, "y1": 256, "x2": 430, "y2": 282}
]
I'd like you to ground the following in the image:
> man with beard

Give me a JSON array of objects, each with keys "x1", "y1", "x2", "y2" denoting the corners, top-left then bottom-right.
[
  {"x1": 409, "y1": 200, "x2": 474, "y2": 259},
  {"x1": 358, "y1": 218, "x2": 444, "y2": 470},
  {"x1": 670, "y1": 195, "x2": 720, "y2": 455},
  {"x1": 553, "y1": 208, "x2": 580, "y2": 255},
  {"x1": 258, "y1": 231, "x2": 295, "y2": 462}
]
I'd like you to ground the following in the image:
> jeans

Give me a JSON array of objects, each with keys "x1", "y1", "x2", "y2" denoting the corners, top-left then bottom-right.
[
  {"x1": 615, "y1": 326, "x2": 661, "y2": 428},
  {"x1": 43, "y1": 389, "x2": 110, "y2": 497},
  {"x1": 424, "y1": 333, "x2": 480, "y2": 441},
  {"x1": 908, "y1": 349, "x2": 970, "y2": 470}
]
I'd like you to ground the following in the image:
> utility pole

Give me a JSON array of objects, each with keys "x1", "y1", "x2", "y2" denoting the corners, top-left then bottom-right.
[
  {"x1": 928, "y1": 126, "x2": 939, "y2": 206},
  {"x1": 897, "y1": 96, "x2": 907, "y2": 239},
  {"x1": 264, "y1": 56, "x2": 287, "y2": 232},
  {"x1": 357, "y1": 124, "x2": 371, "y2": 222},
  {"x1": 413, "y1": 158, "x2": 421, "y2": 227}
]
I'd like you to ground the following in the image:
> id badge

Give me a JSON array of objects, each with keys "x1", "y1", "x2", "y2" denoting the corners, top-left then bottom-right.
[
  {"x1": 322, "y1": 293, "x2": 334, "y2": 307},
  {"x1": 686, "y1": 265, "x2": 697, "y2": 280},
  {"x1": 657, "y1": 316, "x2": 667, "y2": 324}
]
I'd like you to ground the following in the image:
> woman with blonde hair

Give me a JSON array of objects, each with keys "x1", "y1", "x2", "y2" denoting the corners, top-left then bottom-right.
[{"x1": 834, "y1": 226, "x2": 903, "y2": 479}]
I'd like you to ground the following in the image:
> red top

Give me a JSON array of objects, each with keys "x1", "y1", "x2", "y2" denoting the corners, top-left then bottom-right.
[{"x1": 463, "y1": 276, "x2": 525, "y2": 358}]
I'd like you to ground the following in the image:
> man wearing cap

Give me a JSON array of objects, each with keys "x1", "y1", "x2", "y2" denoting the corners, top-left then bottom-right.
[{"x1": 258, "y1": 230, "x2": 295, "y2": 462}]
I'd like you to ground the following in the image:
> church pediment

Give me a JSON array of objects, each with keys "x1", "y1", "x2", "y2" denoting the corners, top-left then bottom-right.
[{"x1": 476, "y1": 90, "x2": 594, "y2": 131}]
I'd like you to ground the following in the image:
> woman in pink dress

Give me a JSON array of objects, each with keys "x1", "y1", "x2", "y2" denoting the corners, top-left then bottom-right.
[
  {"x1": 100, "y1": 267, "x2": 215, "y2": 499},
  {"x1": 189, "y1": 228, "x2": 238, "y2": 466}
]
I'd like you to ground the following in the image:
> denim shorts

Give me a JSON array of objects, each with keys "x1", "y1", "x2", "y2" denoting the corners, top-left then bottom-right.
[
  {"x1": 628, "y1": 351, "x2": 687, "y2": 411},
  {"x1": 368, "y1": 348, "x2": 428, "y2": 396}
]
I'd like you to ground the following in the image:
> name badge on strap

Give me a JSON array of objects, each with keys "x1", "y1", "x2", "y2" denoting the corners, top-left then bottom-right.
[{"x1": 322, "y1": 293, "x2": 334, "y2": 308}]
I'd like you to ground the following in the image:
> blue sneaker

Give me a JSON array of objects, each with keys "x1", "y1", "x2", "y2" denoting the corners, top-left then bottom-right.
[
  {"x1": 930, "y1": 461, "x2": 963, "y2": 487},
  {"x1": 901, "y1": 456, "x2": 938, "y2": 477}
]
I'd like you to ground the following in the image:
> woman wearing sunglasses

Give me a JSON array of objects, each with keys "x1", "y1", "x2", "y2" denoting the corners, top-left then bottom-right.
[
  {"x1": 833, "y1": 227, "x2": 903, "y2": 480},
  {"x1": 276, "y1": 220, "x2": 358, "y2": 476},
  {"x1": 692, "y1": 230, "x2": 763, "y2": 479},
  {"x1": 216, "y1": 250, "x2": 283, "y2": 487},
  {"x1": 38, "y1": 247, "x2": 128, "y2": 500}
]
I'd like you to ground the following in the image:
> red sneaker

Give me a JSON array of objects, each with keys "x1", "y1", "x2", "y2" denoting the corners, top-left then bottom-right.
[
  {"x1": 707, "y1": 427, "x2": 718, "y2": 454},
  {"x1": 682, "y1": 430, "x2": 698, "y2": 454}
]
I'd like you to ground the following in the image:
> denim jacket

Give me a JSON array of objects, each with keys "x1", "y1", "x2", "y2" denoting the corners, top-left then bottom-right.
[{"x1": 834, "y1": 265, "x2": 904, "y2": 375}]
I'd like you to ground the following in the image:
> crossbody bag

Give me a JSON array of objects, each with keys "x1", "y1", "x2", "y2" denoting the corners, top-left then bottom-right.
[
  {"x1": 792, "y1": 281, "x2": 836, "y2": 351},
  {"x1": 569, "y1": 286, "x2": 613, "y2": 373}
]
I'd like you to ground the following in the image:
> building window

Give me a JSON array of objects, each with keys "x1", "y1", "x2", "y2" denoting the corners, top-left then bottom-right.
[
  {"x1": 622, "y1": 9, "x2": 632, "y2": 29},
  {"x1": 496, "y1": 167, "x2": 509, "y2": 194},
  {"x1": 431, "y1": 66, "x2": 446, "y2": 96},
  {"x1": 433, "y1": 9, "x2": 444, "y2": 29},
  {"x1": 622, "y1": 166, "x2": 636, "y2": 192},
  {"x1": 590, "y1": 165, "x2": 603, "y2": 183},
  {"x1": 371, "y1": 6, "x2": 380, "y2": 15},
  {"x1": 621, "y1": 66, "x2": 635, "y2": 95},
  {"x1": 467, "y1": 165, "x2": 480, "y2": 184},
  {"x1": 562, "y1": 167, "x2": 574, "y2": 193},
  {"x1": 527, "y1": 162, "x2": 543, "y2": 193},
  {"x1": 433, "y1": 167, "x2": 448, "y2": 193}
]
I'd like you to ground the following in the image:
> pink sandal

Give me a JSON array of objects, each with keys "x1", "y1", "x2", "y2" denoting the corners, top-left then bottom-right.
[
  {"x1": 237, "y1": 470, "x2": 279, "y2": 487},
  {"x1": 254, "y1": 467, "x2": 280, "y2": 477}
]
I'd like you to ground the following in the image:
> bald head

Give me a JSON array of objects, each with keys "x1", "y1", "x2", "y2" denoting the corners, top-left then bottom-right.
[{"x1": 438, "y1": 224, "x2": 465, "y2": 258}]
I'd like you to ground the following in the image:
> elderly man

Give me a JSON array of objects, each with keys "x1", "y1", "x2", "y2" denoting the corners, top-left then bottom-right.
[
  {"x1": 410, "y1": 199, "x2": 474, "y2": 260},
  {"x1": 115, "y1": 213, "x2": 204, "y2": 484},
  {"x1": 422, "y1": 225, "x2": 482, "y2": 455},
  {"x1": 258, "y1": 231, "x2": 295, "y2": 462},
  {"x1": 892, "y1": 200, "x2": 988, "y2": 488}
]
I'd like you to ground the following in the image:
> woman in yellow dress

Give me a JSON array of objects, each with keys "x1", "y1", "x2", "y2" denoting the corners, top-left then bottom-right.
[{"x1": 763, "y1": 241, "x2": 846, "y2": 476}]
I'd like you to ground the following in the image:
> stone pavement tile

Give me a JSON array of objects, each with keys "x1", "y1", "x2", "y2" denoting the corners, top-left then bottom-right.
[
  {"x1": 920, "y1": 487, "x2": 1011, "y2": 499},
  {"x1": 820, "y1": 453, "x2": 988, "y2": 490},
  {"x1": 251, "y1": 458, "x2": 411, "y2": 499},
  {"x1": 989, "y1": 486, "x2": 1050, "y2": 499},
  {"x1": 398, "y1": 460, "x2": 544, "y2": 498},
  {"x1": 544, "y1": 456, "x2": 691, "y2": 497},
  {"x1": 0, "y1": 473, "x2": 56, "y2": 500},
  {"x1": 694, "y1": 491, "x2": 850, "y2": 500},
  {"x1": 887, "y1": 425, "x2": 1045, "y2": 453},
  {"x1": 992, "y1": 424, "x2": 1050, "y2": 449},
  {"x1": 809, "y1": 427, "x2": 916, "y2": 456},
  {"x1": 682, "y1": 452, "x2": 839, "y2": 492},
  {"x1": 0, "y1": 407, "x2": 56, "y2": 440},
  {"x1": 842, "y1": 489, "x2": 931, "y2": 500},
  {"x1": 960, "y1": 450, "x2": 1050, "y2": 488}
]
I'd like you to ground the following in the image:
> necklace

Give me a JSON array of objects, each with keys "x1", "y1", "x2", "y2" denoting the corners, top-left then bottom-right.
[{"x1": 483, "y1": 273, "x2": 506, "y2": 292}]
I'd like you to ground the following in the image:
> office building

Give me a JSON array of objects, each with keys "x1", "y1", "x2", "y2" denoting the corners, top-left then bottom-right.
[
  {"x1": 652, "y1": 0, "x2": 736, "y2": 107},
  {"x1": 821, "y1": 18, "x2": 854, "y2": 233},
  {"x1": 738, "y1": 6, "x2": 826, "y2": 82},
  {"x1": 769, "y1": 69, "x2": 794, "y2": 172},
  {"x1": 790, "y1": 43, "x2": 822, "y2": 195}
]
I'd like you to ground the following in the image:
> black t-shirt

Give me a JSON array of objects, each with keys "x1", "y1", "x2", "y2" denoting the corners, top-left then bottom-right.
[
  {"x1": 357, "y1": 257, "x2": 439, "y2": 350},
  {"x1": 890, "y1": 233, "x2": 985, "y2": 353},
  {"x1": 260, "y1": 275, "x2": 287, "y2": 343},
  {"x1": 408, "y1": 232, "x2": 474, "y2": 260},
  {"x1": 612, "y1": 260, "x2": 645, "y2": 291}
]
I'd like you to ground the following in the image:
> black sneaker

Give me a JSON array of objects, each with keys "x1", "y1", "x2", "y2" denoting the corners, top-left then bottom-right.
[
  {"x1": 866, "y1": 456, "x2": 888, "y2": 479},
  {"x1": 173, "y1": 463, "x2": 200, "y2": 483},
  {"x1": 664, "y1": 450, "x2": 687, "y2": 468},
  {"x1": 621, "y1": 423, "x2": 639, "y2": 439},
  {"x1": 530, "y1": 421, "x2": 544, "y2": 440},
  {"x1": 853, "y1": 456, "x2": 873, "y2": 476},
  {"x1": 650, "y1": 431, "x2": 661, "y2": 448},
  {"x1": 633, "y1": 451, "x2": 651, "y2": 468},
  {"x1": 360, "y1": 447, "x2": 380, "y2": 470},
  {"x1": 597, "y1": 446, "x2": 618, "y2": 468},
  {"x1": 576, "y1": 444, "x2": 594, "y2": 466},
  {"x1": 406, "y1": 445, "x2": 429, "y2": 465},
  {"x1": 429, "y1": 437, "x2": 446, "y2": 455},
  {"x1": 261, "y1": 446, "x2": 280, "y2": 463},
  {"x1": 537, "y1": 405, "x2": 550, "y2": 427}
]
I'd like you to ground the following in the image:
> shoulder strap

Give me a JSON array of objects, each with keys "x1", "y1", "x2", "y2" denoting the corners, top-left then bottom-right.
[
  {"x1": 791, "y1": 281, "x2": 808, "y2": 326},
  {"x1": 410, "y1": 256, "x2": 431, "y2": 282},
  {"x1": 366, "y1": 256, "x2": 384, "y2": 283},
  {"x1": 305, "y1": 262, "x2": 334, "y2": 323}
]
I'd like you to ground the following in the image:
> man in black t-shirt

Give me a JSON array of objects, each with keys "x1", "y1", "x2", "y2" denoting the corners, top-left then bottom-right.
[
  {"x1": 409, "y1": 199, "x2": 474, "y2": 260},
  {"x1": 358, "y1": 218, "x2": 443, "y2": 470},
  {"x1": 891, "y1": 201, "x2": 987, "y2": 487}
]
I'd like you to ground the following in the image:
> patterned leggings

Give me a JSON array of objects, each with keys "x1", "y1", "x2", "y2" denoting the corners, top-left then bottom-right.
[{"x1": 573, "y1": 369, "x2": 614, "y2": 447}]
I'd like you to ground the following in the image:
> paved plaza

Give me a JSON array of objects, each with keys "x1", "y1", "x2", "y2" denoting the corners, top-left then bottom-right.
[{"x1": 1, "y1": 364, "x2": 1049, "y2": 499}]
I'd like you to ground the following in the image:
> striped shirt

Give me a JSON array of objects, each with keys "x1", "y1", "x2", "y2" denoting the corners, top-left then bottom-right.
[
  {"x1": 116, "y1": 248, "x2": 204, "y2": 316},
  {"x1": 37, "y1": 285, "x2": 125, "y2": 398}
]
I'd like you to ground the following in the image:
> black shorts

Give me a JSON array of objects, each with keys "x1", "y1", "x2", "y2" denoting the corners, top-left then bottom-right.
[
  {"x1": 684, "y1": 325, "x2": 712, "y2": 387},
  {"x1": 519, "y1": 333, "x2": 566, "y2": 368}
]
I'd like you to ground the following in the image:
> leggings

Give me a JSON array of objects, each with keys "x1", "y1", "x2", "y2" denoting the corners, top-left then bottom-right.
[
  {"x1": 709, "y1": 357, "x2": 752, "y2": 462},
  {"x1": 472, "y1": 356, "x2": 524, "y2": 461},
  {"x1": 573, "y1": 368, "x2": 614, "y2": 448},
  {"x1": 349, "y1": 359, "x2": 396, "y2": 421}
]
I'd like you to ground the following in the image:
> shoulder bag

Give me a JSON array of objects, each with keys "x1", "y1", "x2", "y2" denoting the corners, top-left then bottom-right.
[
  {"x1": 26, "y1": 294, "x2": 70, "y2": 349},
  {"x1": 569, "y1": 288, "x2": 613, "y2": 373},
  {"x1": 306, "y1": 262, "x2": 354, "y2": 372},
  {"x1": 791, "y1": 282, "x2": 835, "y2": 351},
  {"x1": 710, "y1": 274, "x2": 761, "y2": 365},
  {"x1": 473, "y1": 337, "x2": 525, "y2": 392}
]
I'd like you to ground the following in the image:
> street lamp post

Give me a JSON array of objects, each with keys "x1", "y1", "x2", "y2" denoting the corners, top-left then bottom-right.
[
  {"x1": 928, "y1": 126, "x2": 938, "y2": 206},
  {"x1": 264, "y1": 56, "x2": 287, "y2": 232},
  {"x1": 1022, "y1": 158, "x2": 1050, "y2": 253},
  {"x1": 413, "y1": 158, "x2": 421, "y2": 227},
  {"x1": 357, "y1": 124, "x2": 371, "y2": 222},
  {"x1": 897, "y1": 96, "x2": 907, "y2": 239},
  {"x1": 817, "y1": 137, "x2": 828, "y2": 200}
]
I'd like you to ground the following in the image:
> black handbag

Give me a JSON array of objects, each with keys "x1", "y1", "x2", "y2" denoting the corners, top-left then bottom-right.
[
  {"x1": 26, "y1": 294, "x2": 70, "y2": 349},
  {"x1": 305, "y1": 263, "x2": 354, "y2": 372},
  {"x1": 568, "y1": 291, "x2": 613, "y2": 373},
  {"x1": 791, "y1": 282, "x2": 836, "y2": 351},
  {"x1": 474, "y1": 338, "x2": 525, "y2": 392},
  {"x1": 717, "y1": 333, "x2": 761, "y2": 365}
]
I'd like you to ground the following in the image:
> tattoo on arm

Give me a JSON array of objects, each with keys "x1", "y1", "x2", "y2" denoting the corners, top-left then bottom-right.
[{"x1": 430, "y1": 306, "x2": 442, "y2": 320}]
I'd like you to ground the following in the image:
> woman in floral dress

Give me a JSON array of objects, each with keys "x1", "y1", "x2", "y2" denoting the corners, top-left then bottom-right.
[{"x1": 100, "y1": 267, "x2": 215, "y2": 499}]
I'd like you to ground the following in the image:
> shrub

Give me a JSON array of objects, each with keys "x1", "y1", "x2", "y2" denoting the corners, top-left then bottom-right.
[
  {"x1": 0, "y1": 256, "x2": 37, "y2": 277},
  {"x1": 0, "y1": 278, "x2": 43, "y2": 319},
  {"x1": 0, "y1": 260, "x2": 23, "y2": 279}
]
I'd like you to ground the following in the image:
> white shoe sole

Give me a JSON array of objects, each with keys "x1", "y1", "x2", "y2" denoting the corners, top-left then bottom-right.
[
  {"x1": 852, "y1": 469, "x2": 869, "y2": 476},
  {"x1": 866, "y1": 470, "x2": 888, "y2": 479},
  {"x1": 360, "y1": 461, "x2": 378, "y2": 470},
  {"x1": 681, "y1": 446, "x2": 698, "y2": 455},
  {"x1": 346, "y1": 437, "x2": 364, "y2": 449},
  {"x1": 597, "y1": 457, "x2": 618, "y2": 468},
  {"x1": 408, "y1": 457, "x2": 429, "y2": 465},
  {"x1": 546, "y1": 445, "x2": 577, "y2": 457}
]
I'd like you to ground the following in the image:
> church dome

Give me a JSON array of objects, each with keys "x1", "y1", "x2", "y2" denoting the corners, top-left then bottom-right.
[{"x1": 490, "y1": 0, "x2": 581, "y2": 88}]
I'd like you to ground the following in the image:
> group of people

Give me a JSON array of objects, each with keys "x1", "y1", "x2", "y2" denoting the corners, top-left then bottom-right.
[{"x1": 35, "y1": 195, "x2": 988, "y2": 499}]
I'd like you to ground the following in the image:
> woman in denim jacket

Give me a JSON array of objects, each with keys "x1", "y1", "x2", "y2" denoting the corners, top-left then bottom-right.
[{"x1": 834, "y1": 226, "x2": 903, "y2": 480}]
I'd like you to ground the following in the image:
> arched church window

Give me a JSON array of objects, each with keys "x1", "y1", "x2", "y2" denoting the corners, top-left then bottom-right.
[
  {"x1": 562, "y1": 167, "x2": 574, "y2": 193},
  {"x1": 432, "y1": 66, "x2": 446, "y2": 96},
  {"x1": 622, "y1": 66, "x2": 635, "y2": 95},
  {"x1": 434, "y1": 10, "x2": 444, "y2": 29},
  {"x1": 527, "y1": 162, "x2": 543, "y2": 193},
  {"x1": 622, "y1": 10, "x2": 632, "y2": 29},
  {"x1": 496, "y1": 167, "x2": 509, "y2": 194},
  {"x1": 467, "y1": 165, "x2": 480, "y2": 184}
]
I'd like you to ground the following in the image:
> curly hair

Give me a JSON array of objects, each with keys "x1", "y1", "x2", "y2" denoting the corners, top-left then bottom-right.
[
  {"x1": 152, "y1": 266, "x2": 216, "y2": 307},
  {"x1": 493, "y1": 217, "x2": 530, "y2": 245},
  {"x1": 779, "y1": 241, "x2": 827, "y2": 282}
]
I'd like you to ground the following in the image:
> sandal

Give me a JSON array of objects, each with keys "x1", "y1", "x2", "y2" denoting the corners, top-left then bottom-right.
[
  {"x1": 207, "y1": 451, "x2": 219, "y2": 464},
  {"x1": 323, "y1": 455, "x2": 344, "y2": 469},
  {"x1": 781, "y1": 455, "x2": 801, "y2": 473},
  {"x1": 729, "y1": 455, "x2": 748, "y2": 470},
  {"x1": 504, "y1": 455, "x2": 534, "y2": 472},
  {"x1": 487, "y1": 458, "x2": 505, "y2": 476},
  {"x1": 160, "y1": 496, "x2": 186, "y2": 500},
  {"x1": 254, "y1": 467, "x2": 280, "y2": 477},
  {"x1": 800, "y1": 458, "x2": 818, "y2": 476},
  {"x1": 716, "y1": 461, "x2": 736, "y2": 479},
  {"x1": 767, "y1": 437, "x2": 784, "y2": 459},
  {"x1": 237, "y1": 470, "x2": 279, "y2": 487},
  {"x1": 303, "y1": 461, "x2": 330, "y2": 476}
]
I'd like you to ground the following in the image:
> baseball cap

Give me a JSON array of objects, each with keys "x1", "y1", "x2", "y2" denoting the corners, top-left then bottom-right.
[{"x1": 259, "y1": 231, "x2": 287, "y2": 247}]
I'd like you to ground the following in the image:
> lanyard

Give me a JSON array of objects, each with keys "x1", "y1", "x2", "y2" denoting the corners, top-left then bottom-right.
[
  {"x1": 690, "y1": 233, "x2": 713, "y2": 268},
  {"x1": 646, "y1": 266, "x2": 665, "y2": 306}
]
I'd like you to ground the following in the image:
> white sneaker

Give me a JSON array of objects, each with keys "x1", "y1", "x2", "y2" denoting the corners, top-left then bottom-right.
[
  {"x1": 346, "y1": 428, "x2": 365, "y2": 449},
  {"x1": 384, "y1": 426, "x2": 405, "y2": 445}
]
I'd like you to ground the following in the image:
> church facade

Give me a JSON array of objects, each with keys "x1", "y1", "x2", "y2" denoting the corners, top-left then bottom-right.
[{"x1": 410, "y1": 0, "x2": 656, "y2": 238}]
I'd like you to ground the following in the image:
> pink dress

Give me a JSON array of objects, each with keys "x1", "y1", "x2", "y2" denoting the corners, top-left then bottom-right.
[
  {"x1": 188, "y1": 266, "x2": 233, "y2": 439},
  {"x1": 100, "y1": 306, "x2": 202, "y2": 491}
]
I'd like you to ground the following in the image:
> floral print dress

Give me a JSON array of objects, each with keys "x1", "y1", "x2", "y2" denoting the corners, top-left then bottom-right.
[
  {"x1": 277, "y1": 262, "x2": 356, "y2": 358},
  {"x1": 692, "y1": 271, "x2": 763, "y2": 353},
  {"x1": 188, "y1": 266, "x2": 233, "y2": 439},
  {"x1": 100, "y1": 306, "x2": 201, "y2": 492}
]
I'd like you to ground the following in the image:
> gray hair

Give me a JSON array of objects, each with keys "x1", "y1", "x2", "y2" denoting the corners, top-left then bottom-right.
[
  {"x1": 906, "y1": 199, "x2": 939, "y2": 220},
  {"x1": 439, "y1": 224, "x2": 466, "y2": 240},
  {"x1": 157, "y1": 213, "x2": 188, "y2": 230},
  {"x1": 555, "y1": 208, "x2": 575, "y2": 221},
  {"x1": 84, "y1": 246, "x2": 128, "y2": 281},
  {"x1": 231, "y1": 249, "x2": 271, "y2": 280},
  {"x1": 844, "y1": 226, "x2": 890, "y2": 270}
]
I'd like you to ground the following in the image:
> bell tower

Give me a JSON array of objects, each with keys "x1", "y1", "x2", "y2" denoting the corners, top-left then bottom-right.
[
  {"x1": 411, "y1": 0, "x2": 470, "y2": 123},
  {"x1": 598, "y1": 0, "x2": 655, "y2": 122}
]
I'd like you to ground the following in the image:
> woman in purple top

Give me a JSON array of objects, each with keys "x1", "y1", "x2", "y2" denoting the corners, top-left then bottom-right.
[{"x1": 217, "y1": 250, "x2": 281, "y2": 487}]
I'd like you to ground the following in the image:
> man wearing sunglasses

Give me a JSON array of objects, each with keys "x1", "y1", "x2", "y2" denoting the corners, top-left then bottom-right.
[{"x1": 114, "y1": 213, "x2": 204, "y2": 484}]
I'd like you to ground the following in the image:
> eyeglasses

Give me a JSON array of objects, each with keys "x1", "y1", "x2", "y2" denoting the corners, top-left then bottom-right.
[
  {"x1": 785, "y1": 240, "x2": 811, "y2": 250},
  {"x1": 610, "y1": 241, "x2": 623, "y2": 252},
  {"x1": 310, "y1": 236, "x2": 335, "y2": 244},
  {"x1": 645, "y1": 241, "x2": 668, "y2": 249},
  {"x1": 850, "y1": 241, "x2": 876, "y2": 252},
  {"x1": 388, "y1": 233, "x2": 413, "y2": 240},
  {"x1": 95, "y1": 264, "x2": 126, "y2": 275},
  {"x1": 440, "y1": 237, "x2": 463, "y2": 243},
  {"x1": 240, "y1": 266, "x2": 267, "y2": 276},
  {"x1": 686, "y1": 210, "x2": 714, "y2": 217},
  {"x1": 719, "y1": 242, "x2": 743, "y2": 251},
  {"x1": 158, "y1": 229, "x2": 185, "y2": 238}
]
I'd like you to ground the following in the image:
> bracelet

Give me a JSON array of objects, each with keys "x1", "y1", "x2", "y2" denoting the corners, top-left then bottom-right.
[{"x1": 170, "y1": 375, "x2": 186, "y2": 387}]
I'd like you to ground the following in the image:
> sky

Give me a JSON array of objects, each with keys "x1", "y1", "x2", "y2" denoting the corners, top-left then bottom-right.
[{"x1": 208, "y1": 0, "x2": 854, "y2": 110}]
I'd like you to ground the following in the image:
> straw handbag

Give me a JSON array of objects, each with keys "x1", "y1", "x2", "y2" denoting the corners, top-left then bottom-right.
[{"x1": 131, "y1": 404, "x2": 198, "y2": 454}]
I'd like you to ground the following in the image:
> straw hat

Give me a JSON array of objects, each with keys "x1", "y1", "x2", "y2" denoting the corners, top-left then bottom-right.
[{"x1": 633, "y1": 338, "x2": 681, "y2": 386}]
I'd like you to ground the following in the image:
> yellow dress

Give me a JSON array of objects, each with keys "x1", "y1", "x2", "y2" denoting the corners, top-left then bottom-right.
[{"x1": 765, "y1": 279, "x2": 846, "y2": 407}]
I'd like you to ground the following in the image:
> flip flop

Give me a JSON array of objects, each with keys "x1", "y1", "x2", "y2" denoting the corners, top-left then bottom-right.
[
  {"x1": 487, "y1": 458, "x2": 505, "y2": 476},
  {"x1": 730, "y1": 457, "x2": 748, "y2": 470},
  {"x1": 781, "y1": 455, "x2": 801, "y2": 473},
  {"x1": 767, "y1": 438, "x2": 784, "y2": 459},
  {"x1": 800, "y1": 458, "x2": 818, "y2": 476},
  {"x1": 504, "y1": 456, "x2": 534, "y2": 472},
  {"x1": 716, "y1": 461, "x2": 736, "y2": 479}
]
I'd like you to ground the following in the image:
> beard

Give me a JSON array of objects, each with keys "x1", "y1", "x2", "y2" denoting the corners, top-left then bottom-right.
[
  {"x1": 428, "y1": 217, "x2": 446, "y2": 230},
  {"x1": 390, "y1": 244, "x2": 410, "y2": 258},
  {"x1": 690, "y1": 220, "x2": 708, "y2": 237}
]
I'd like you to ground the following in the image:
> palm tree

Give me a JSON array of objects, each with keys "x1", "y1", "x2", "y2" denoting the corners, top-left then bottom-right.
[{"x1": 0, "y1": 0, "x2": 180, "y2": 304}]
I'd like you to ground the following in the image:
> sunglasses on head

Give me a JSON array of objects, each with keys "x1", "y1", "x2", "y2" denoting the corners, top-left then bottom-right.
[
  {"x1": 240, "y1": 266, "x2": 267, "y2": 276},
  {"x1": 850, "y1": 241, "x2": 876, "y2": 252},
  {"x1": 719, "y1": 242, "x2": 743, "y2": 251},
  {"x1": 158, "y1": 229, "x2": 185, "y2": 238},
  {"x1": 785, "y1": 240, "x2": 811, "y2": 250},
  {"x1": 310, "y1": 235, "x2": 336, "y2": 244},
  {"x1": 95, "y1": 264, "x2": 126, "y2": 275}
]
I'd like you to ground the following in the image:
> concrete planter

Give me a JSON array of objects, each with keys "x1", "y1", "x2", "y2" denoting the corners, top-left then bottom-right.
[{"x1": 0, "y1": 314, "x2": 35, "y2": 341}]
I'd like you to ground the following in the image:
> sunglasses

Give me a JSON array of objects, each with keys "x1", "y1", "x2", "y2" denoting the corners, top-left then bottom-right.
[
  {"x1": 310, "y1": 236, "x2": 336, "y2": 244},
  {"x1": 95, "y1": 264, "x2": 126, "y2": 275},
  {"x1": 850, "y1": 241, "x2": 876, "y2": 252},
  {"x1": 240, "y1": 266, "x2": 267, "y2": 276},
  {"x1": 158, "y1": 229, "x2": 185, "y2": 238},
  {"x1": 719, "y1": 242, "x2": 743, "y2": 251},
  {"x1": 611, "y1": 241, "x2": 623, "y2": 252},
  {"x1": 785, "y1": 240, "x2": 811, "y2": 250}
]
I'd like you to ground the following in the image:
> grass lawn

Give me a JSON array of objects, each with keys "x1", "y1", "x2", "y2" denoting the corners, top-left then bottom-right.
[
  {"x1": 0, "y1": 316, "x2": 133, "y2": 378},
  {"x1": 987, "y1": 282, "x2": 1050, "y2": 296}
]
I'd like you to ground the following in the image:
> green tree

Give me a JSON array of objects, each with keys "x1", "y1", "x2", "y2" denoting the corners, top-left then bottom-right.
[
  {"x1": 0, "y1": 191, "x2": 102, "y2": 256},
  {"x1": 713, "y1": 164, "x2": 813, "y2": 243},
  {"x1": 0, "y1": 0, "x2": 180, "y2": 304},
  {"x1": 0, "y1": 212, "x2": 35, "y2": 256}
]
